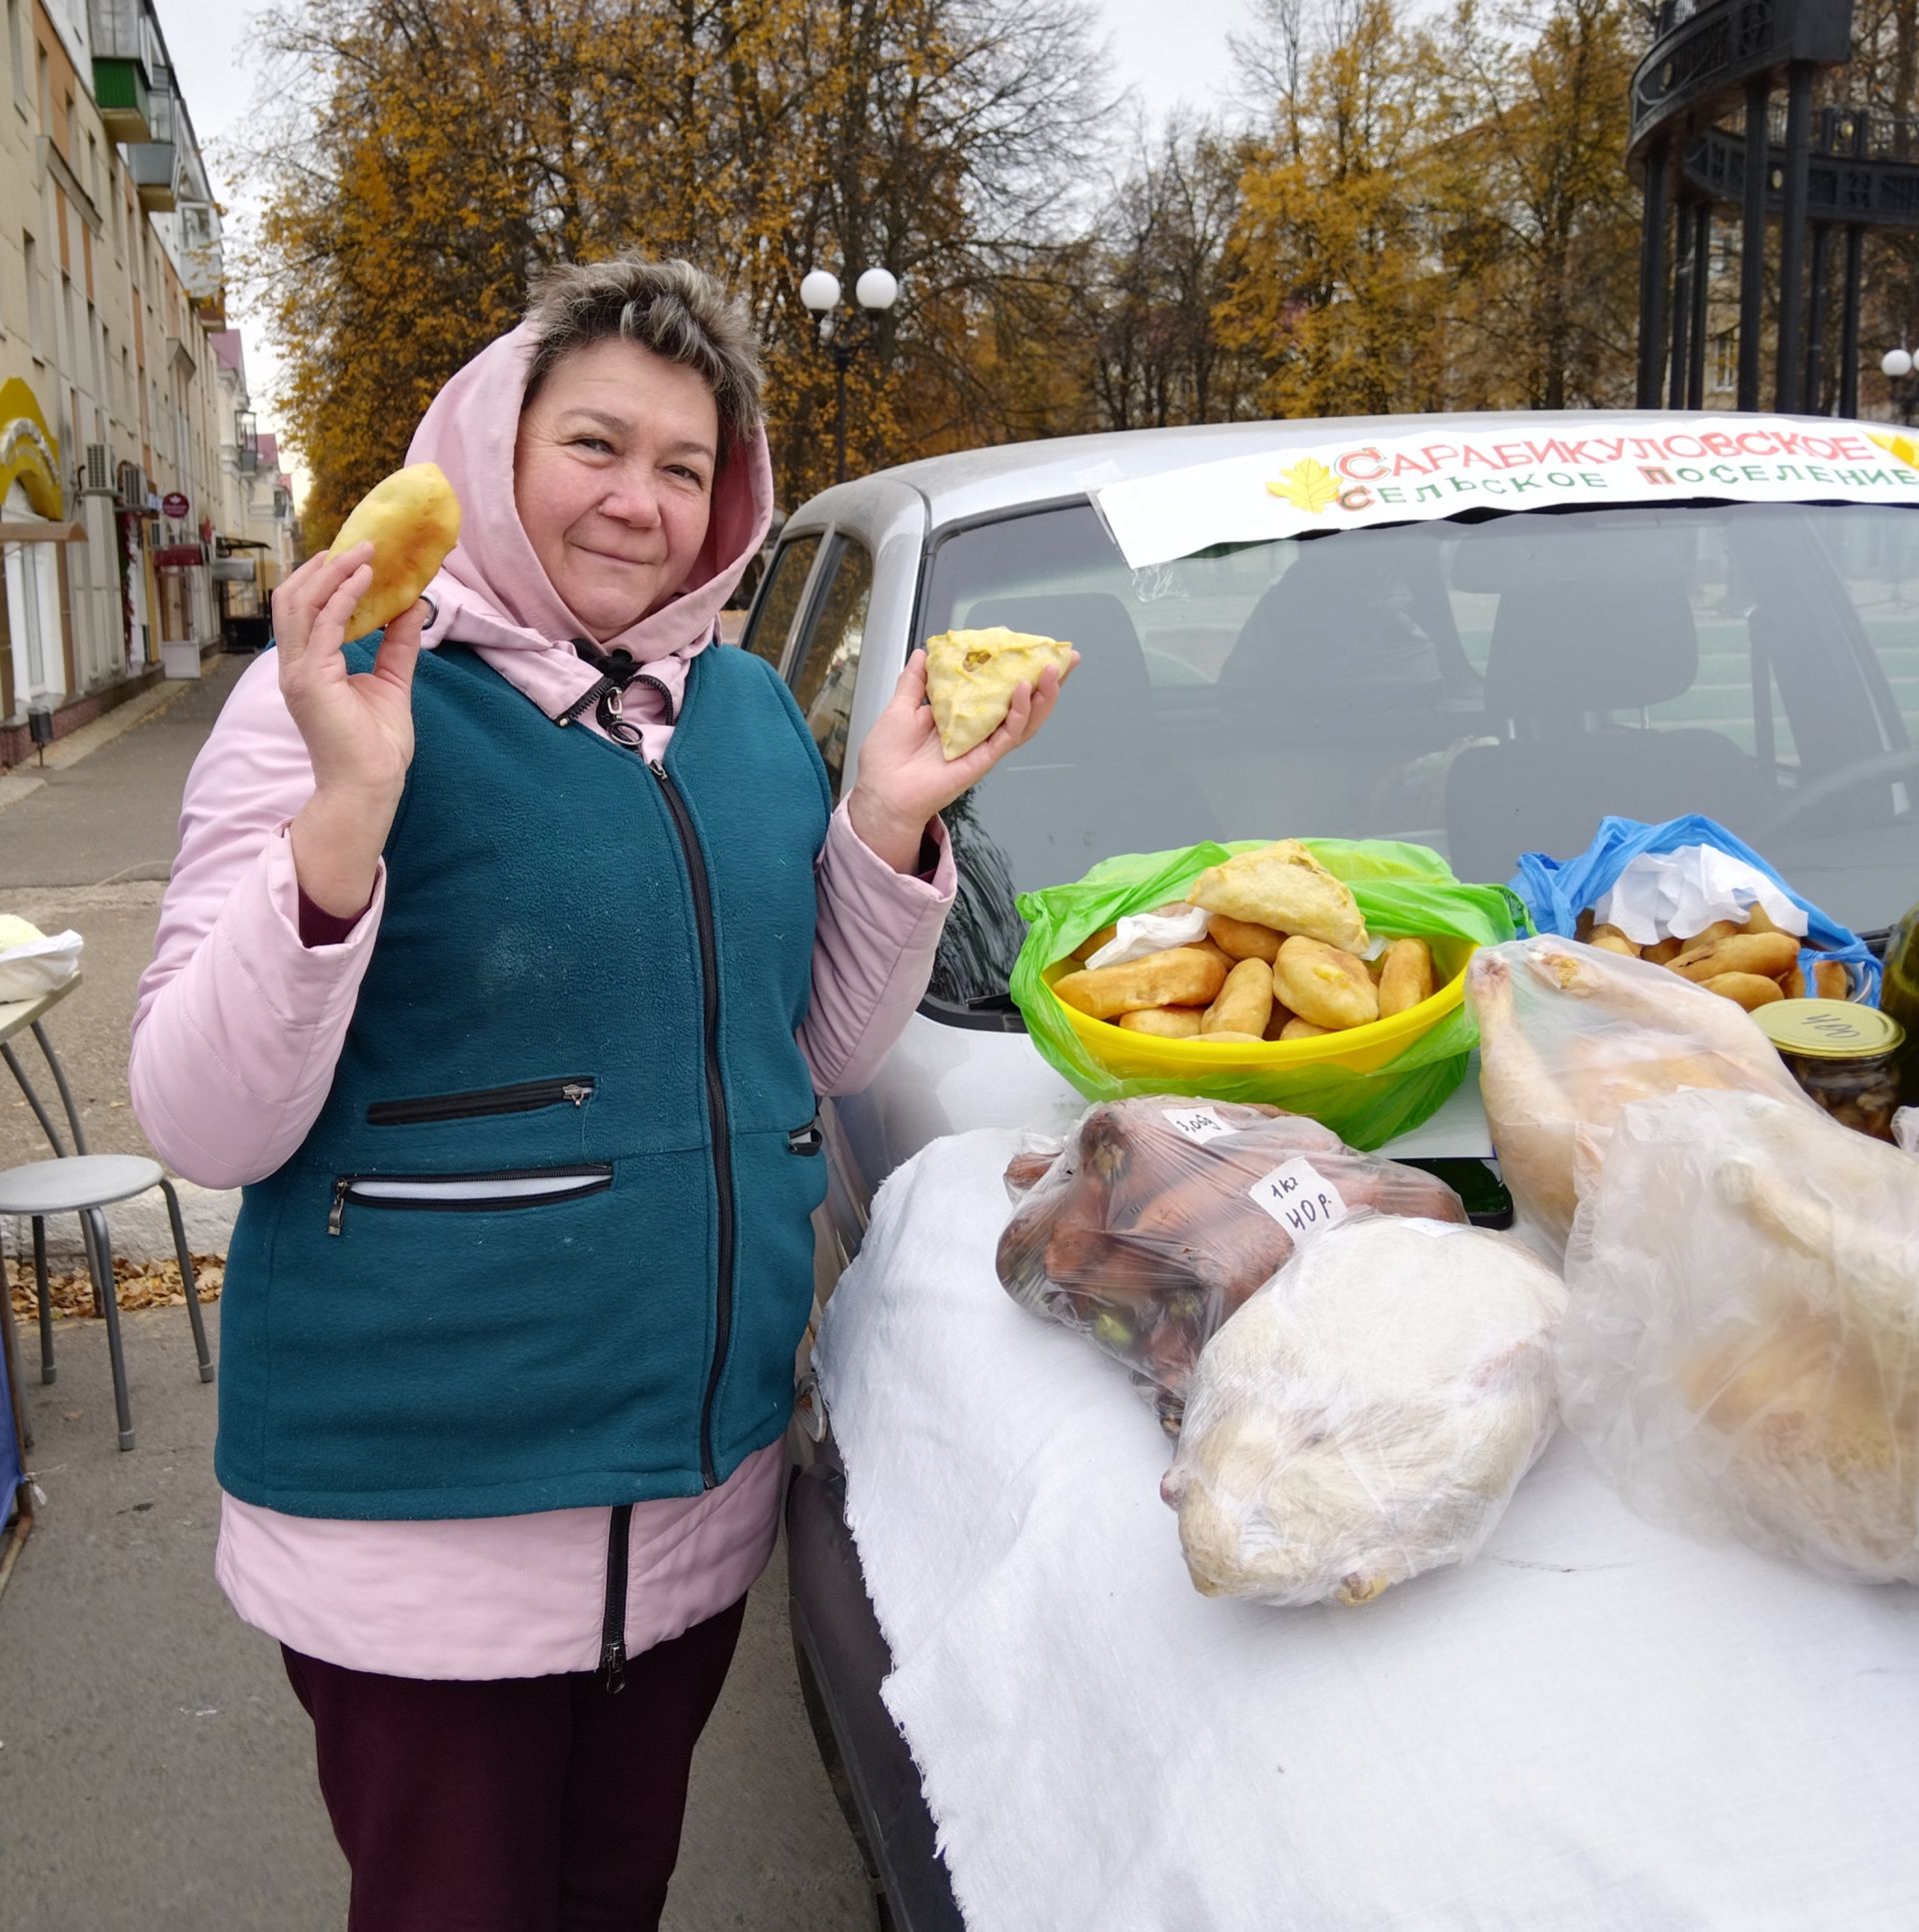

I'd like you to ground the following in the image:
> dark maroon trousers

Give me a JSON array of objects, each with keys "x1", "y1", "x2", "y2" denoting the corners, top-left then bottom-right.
[{"x1": 282, "y1": 1595, "x2": 748, "y2": 1931}]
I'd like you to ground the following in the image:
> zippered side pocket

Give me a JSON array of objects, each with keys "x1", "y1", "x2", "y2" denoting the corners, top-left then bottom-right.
[
  {"x1": 366, "y1": 1078, "x2": 596, "y2": 1127},
  {"x1": 787, "y1": 1118, "x2": 825, "y2": 1155},
  {"x1": 327, "y1": 1165, "x2": 614, "y2": 1235}
]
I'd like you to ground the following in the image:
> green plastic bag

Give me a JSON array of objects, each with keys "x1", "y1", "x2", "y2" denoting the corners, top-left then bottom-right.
[{"x1": 1011, "y1": 840, "x2": 1531, "y2": 1150}]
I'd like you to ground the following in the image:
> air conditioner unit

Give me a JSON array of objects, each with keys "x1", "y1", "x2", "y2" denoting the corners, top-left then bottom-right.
[
  {"x1": 116, "y1": 461, "x2": 148, "y2": 509},
  {"x1": 84, "y1": 445, "x2": 115, "y2": 495}
]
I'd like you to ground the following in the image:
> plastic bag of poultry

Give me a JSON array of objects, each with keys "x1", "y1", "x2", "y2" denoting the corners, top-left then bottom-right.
[
  {"x1": 1468, "y1": 936, "x2": 1814, "y2": 1251},
  {"x1": 996, "y1": 1097, "x2": 1468, "y2": 1433},
  {"x1": 1160, "y1": 1214, "x2": 1566, "y2": 1605},
  {"x1": 1559, "y1": 1086, "x2": 1919, "y2": 1585}
]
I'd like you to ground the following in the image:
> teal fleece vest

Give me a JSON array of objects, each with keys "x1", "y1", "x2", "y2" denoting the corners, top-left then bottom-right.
[{"x1": 215, "y1": 641, "x2": 834, "y2": 1519}]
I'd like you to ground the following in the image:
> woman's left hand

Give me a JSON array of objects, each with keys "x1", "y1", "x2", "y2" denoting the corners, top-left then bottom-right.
[{"x1": 845, "y1": 649, "x2": 1077, "y2": 873}]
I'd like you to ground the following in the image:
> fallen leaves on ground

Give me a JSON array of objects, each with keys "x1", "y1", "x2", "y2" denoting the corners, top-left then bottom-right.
[{"x1": 5, "y1": 1253, "x2": 225, "y2": 1320}]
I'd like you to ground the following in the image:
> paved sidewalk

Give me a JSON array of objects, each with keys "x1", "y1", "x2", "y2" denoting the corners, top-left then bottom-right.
[
  {"x1": 1, "y1": 657, "x2": 250, "y2": 1173},
  {"x1": 0, "y1": 1310, "x2": 869, "y2": 1930},
  {"x1": 0, "y1": 648, "x2": 873, "y2": 1929}
]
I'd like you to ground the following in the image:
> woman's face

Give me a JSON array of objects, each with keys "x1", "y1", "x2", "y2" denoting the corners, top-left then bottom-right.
[{"x1": 514, "y1": 337, "x2": 721, "y2": 640}]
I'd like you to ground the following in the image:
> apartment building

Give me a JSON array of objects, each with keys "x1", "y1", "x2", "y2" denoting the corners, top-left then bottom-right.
[{"x1": 0, "y1": 0, "x2": 294, "y2": 764}]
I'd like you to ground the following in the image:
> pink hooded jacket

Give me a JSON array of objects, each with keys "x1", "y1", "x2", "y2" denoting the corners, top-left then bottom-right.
[{"x1": 130, "y1": 324, "x2": 953, "y2": 1678}]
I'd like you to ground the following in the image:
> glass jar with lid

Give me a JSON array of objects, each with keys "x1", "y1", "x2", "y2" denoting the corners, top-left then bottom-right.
[{"x1": 1751, "y1": 999, "x2": 1906, "y2": 1141}]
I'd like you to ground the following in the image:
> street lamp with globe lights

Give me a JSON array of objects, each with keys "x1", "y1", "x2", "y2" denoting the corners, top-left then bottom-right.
[
  {"x1": 1882, "y1": 346, "x2": 1918, "y2": 427},
  {"x1": 800, "y1": 265, "x2": 901, "y2": 485}
]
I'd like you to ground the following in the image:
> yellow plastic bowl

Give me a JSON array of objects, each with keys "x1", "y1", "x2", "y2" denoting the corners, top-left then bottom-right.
[{"x1": 1044, "y1": 933, "x2": 1476, "y2": 1079}]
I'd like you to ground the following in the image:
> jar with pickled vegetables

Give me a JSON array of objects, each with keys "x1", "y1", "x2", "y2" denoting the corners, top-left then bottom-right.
[{"x1": 1751, "y1": 999, "x2": 1905, "y2": 1140}]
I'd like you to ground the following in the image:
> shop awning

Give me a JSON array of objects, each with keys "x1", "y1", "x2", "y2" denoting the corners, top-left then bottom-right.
[{"x1": 0, "y1": 520, "x2": 86, "y2": 544}]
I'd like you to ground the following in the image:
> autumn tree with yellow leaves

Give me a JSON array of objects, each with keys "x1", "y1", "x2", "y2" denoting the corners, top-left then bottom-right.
[
  {"x1": 1215, "y1": 0, "x2": 1644, "y2": 421},
  {"x1": 1219, "y1": 0, "x2": 1451, "y2": 421},
  {"x1": 240, "y1": 0, "x2": 1109, "y2": 539},
  {"x1": 1426, "y1": 0, "x2": 1642, "y2": 409},
  {"x1": 238, "y1": 0, "x2": 1666, "y2": 520}
]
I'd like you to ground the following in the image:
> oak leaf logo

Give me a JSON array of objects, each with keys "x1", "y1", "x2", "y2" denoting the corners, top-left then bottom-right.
[
  {"x1": 1867, "y1": 431, "x2": 1919, "y2": 470},
  {"x1": 1266, "y1": 458, "x2": 1340, "y2": 516}
]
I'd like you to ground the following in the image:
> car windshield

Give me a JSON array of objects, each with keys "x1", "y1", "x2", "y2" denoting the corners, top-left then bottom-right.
[{"x1": 918, "y1": 498, "x2": 1919, "y2": 1010}]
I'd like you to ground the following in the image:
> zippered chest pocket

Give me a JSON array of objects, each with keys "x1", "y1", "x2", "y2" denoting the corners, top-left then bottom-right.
[
  {"x1": 328, "y1": 1165, "x2": 613, "y2": 1235},
  {"x1": 366, "y1": 1077, "x2": 596, "y2": 1126}
]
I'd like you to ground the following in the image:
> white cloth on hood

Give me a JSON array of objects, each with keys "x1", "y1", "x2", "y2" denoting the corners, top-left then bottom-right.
[{"x1": 817, "y1": 1127, "x2": 1919, "y2": 1931}]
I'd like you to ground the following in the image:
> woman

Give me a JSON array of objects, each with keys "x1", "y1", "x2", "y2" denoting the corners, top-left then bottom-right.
[{"x1": 130, "y1": 256, "x2": 1068, "y2": 1929}]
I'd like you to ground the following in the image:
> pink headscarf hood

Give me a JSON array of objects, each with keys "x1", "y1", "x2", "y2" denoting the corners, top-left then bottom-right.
[{"x1": 408, "y1": 321, "x2": 776, "y2": 728}]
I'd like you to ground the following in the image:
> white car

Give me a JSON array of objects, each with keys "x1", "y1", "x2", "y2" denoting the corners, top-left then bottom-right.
[{"x1": 753, "y1": 411, "x2": 1919, "y2": 1929}]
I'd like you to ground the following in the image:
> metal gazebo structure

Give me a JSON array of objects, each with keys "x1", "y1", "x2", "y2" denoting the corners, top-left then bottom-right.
[{"x1": 1631, "y1": 0, "x2": 1919, "y2": 414}]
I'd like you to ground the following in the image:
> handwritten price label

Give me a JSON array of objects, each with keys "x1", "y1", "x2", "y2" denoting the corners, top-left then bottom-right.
[
  {"x1": 1161, "y1": 1105, "x2": 1232, "y2": 1144},
  {"x1": 1246, "y1": 1157, "x2": 1350, "y2": 1241}
]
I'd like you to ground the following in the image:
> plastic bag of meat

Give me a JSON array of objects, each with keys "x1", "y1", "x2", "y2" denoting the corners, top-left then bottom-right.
[
  {"x1": 1467, "y1": 936, "x2": 1813, "y2": 1252},
  {"x1": 1560, "y1": 1086, "x2": 1919, "y2": 1585},
  {"x1": 1161, "y1": 1214, "x2": 1566, "y2": 1606},
  {"x1": 996, "y1": 1097, "x2": 1467, "y2": 1432}
]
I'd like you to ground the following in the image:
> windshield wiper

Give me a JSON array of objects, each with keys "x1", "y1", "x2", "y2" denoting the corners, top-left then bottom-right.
[{"x1": 965, "y1": 990, "x2": 1021, "y2": 1013}]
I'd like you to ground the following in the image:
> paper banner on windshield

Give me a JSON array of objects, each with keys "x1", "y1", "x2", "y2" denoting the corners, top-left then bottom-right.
[{"x1": 1090, "y1": 416, "x2": 1919, "y2": 570}]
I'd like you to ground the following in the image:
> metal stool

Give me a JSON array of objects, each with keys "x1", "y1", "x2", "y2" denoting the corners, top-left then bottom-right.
[{"x1": 0, "y1": 1155, "x2": 213, "y2": 1451}]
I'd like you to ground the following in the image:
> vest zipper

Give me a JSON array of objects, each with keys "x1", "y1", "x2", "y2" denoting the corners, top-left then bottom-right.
[
  {"x1": 600, "y1": 1502, "x2": 633, "y2": 1690},
  {"x1": 365, "y1": 1077, "x2": 595, "y2": 1126},
  {"x1": 649, "y1": 756, "x2": 734, "y2": 1491}
]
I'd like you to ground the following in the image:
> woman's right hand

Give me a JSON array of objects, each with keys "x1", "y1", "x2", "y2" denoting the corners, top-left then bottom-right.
[
  {"x1": 274, "y1": 544, "x2": 428, "y2": 919},
  {"x1": 275, "y1": 543, "x2": 425, "y2": 806}
]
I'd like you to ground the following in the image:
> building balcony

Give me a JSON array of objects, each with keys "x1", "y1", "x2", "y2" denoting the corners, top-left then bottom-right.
[
  {"x1": 88, "y1": 0, "x2": 146, "y2": 58},
  {"x1": 91, "y1": 56, "x2": 152, "y2": 143},
  {"x1": 181, "y1": 238, "x2": 223, "y2": 300},
  {"x1": 191, "y1": 287, "x2": 227, "y2": 330},
  {"x1": 130, "y1": 140, "x2": 177, "y2": 210},
  {"x1": 130, "y1": 78, "x2": 178, "y2": 208}
]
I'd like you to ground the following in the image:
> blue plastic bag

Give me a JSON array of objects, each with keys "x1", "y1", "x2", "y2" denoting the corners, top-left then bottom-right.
[{"x1": 1510, "y1": 815, "x2": 1882, "y2": 1002}]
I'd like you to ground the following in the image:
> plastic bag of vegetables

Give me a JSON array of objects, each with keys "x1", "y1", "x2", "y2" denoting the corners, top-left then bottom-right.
[{"x1": 996, "y1": 1097, "x2": 1468, "y2": 1433}]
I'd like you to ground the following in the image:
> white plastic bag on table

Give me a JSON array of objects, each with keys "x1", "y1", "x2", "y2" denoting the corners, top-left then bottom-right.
[
  {"x1": 1468, "y1": 936, "x2": 1813, "y2": 1251},
  {"x1": 1559, "y1": 1086, "x2": 1919, "y2": 1584},
  {"x1": 0, "y1": 919, "x2": 83, "y2": 1001},
  {"x1": 1160, "y1": 1213, "x2": 1566, "y2": 1605},
  {"x1": 995, "y1": 1098, "x2": 1469, "y2": 1433},
  {"x1": 1591, "y1": 845, "x2": 1807, "y2": 947}
]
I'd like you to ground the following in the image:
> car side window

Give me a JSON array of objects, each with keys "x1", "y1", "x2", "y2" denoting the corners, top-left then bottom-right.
[
  {"x1": 790, "y1": 538, "x2": 874, "y2": 798},
  {"x1": 743, "y1": 534, "x2": 823, "y2": 669}
]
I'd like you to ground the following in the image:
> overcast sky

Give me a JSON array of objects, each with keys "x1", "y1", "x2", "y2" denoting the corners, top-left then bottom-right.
[{"x1": 152, "y1": 0, "x2": 1255, "y2": 489}]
